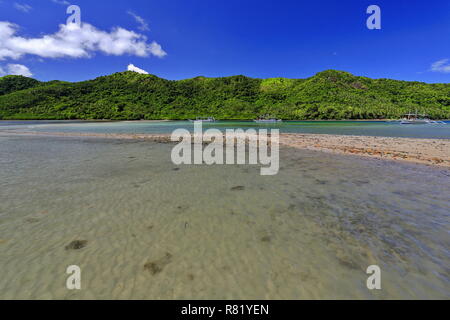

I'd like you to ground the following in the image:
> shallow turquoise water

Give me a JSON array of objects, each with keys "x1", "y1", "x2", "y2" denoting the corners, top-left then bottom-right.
[
  {"x1": 0, "y1": 134, "x2": 449, "y2": 299},
  {"x1": 0, "y1": 121, "x2": 449, "y2": 299},
  {"x1": 1, "y1": 120, "x2": 450, "y2": 139}
]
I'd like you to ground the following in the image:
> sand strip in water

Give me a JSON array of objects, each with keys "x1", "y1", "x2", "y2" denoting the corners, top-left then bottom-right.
[{"x1": 1, "y1": 130, "x2": 449, "y2": 167}]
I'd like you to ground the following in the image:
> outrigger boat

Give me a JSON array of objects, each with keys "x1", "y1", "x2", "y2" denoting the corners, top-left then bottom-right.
[
  {"x1": 189, "y1": 117, "x2": 216, "y2": 123},
  {"x1": 254, "y1": 115, "x2": 282, "y2": 123},
  {"x1": 400, "y1": 111, "x2": 446, "y2": 125}
]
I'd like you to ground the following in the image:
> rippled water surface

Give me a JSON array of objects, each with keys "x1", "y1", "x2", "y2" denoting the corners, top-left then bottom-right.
[
  {"x1": 0, "y1": 133, "x2": 449, "y2": 299},
  {"x1": 1, "y1": 120, "x2": 450, "y2": 139}
]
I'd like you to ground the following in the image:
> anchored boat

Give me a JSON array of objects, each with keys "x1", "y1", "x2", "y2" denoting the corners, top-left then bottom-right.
[
  {"x1": 254, "y1": 115, "x2": 282, "y2": 123},
  {"x1": 189, "y1": 117, "x2": 216, "y2": 123},
  {"x1": 400, "y1": 112, "x2": 446, "y2": 125}
]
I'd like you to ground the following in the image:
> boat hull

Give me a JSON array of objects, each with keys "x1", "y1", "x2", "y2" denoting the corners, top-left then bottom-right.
[
  {"x1": 400, "y1": 120, "x2": 429, "y2": 125},
  {"x1": 254, "y1": 120, "x2": 282, "y2": 124}
]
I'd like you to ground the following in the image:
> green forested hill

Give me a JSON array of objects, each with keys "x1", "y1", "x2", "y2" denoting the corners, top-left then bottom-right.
[
  {"x1": 0, "y1": 75, "x2": 41, "y2": 96},
  {"x1": 0, "y1": 70, "x2": 449, "y2": 120}
]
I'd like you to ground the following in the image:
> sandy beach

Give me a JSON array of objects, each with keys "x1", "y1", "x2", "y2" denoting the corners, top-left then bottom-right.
[
  {"x1": 280, "y1": 134, "x2": 450, "y2": 168},
  {"x1": 2, "y1": 130, "x2": 449, "y2": 168}
]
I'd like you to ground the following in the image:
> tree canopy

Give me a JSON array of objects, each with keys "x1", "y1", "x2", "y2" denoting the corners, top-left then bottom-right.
[{"x1": 0, "y1": 70, "x2": 449, "y2": 120}]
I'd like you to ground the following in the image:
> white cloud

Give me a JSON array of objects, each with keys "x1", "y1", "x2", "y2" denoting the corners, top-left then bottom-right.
[
  {"x1": 148, "y1": 41, "x2": 166, "y2": 58},
  {"x1": 7, "y1": 63, "x2": 33, "y2": 76},
  {"x1": 0, "y1": 21, "x2": 167, "y2": 60},
  {"x1": 51, "y1": 0, "x2": 71, "y2": 5},
  {"x1": 0, "y1": 63, "x2": 33, "y2": 77},
  {"x1": 430, "y1": 59, "x2": 450, "y2": 73},
  {"x1": 14, "y1": 3, "x2": 32, "y2": 13},
  {"x1": 127, "y1": 63, "x2": 148, "y2": 74},
  {"x1": 128, "y1": 11, "x2": 150, "y2": 32}
]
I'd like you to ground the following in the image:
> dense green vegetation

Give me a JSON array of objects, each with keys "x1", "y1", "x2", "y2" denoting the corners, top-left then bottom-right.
[
  {"x1": 0, "y1": 70, "x2": 449, "y2": 120},
  {"x1": 0, "y1": 75, "x2": 41, "y2": 96}
]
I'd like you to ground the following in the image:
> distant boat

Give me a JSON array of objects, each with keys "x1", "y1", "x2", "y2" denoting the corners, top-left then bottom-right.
[
  {"x1": 254, "y1": 115, "x2": 282, "y2": 123},
  {"x1": 254, "y1": 119, "x2": 283, "y2": 123},
  {"x1": 399, "y1": 111, "x2": 445, "y2": 125},
  {"x1": 189, "y1": 117, "x2": 216, "y2": 123}
]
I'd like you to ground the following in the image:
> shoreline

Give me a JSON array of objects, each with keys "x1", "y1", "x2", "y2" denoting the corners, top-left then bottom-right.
[
  {"x1": 1, "y1": 130, "x2": 449, "y2": 168},
  {"x1": 1, "y1": 119, "x2": 449, "y2": 122}
]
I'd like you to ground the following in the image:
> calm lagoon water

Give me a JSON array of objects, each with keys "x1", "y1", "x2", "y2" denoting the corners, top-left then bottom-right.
[
  {"x1": 1, "y1": 120, "x2": 450, "y2": 139},
  {"x1": 0, "y1": 122, "x2": 449, "y2": 299}
]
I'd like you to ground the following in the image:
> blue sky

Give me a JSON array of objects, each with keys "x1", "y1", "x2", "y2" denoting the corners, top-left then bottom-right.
[{"x1": 1, "y1": 0, "x2": 450, "y2": 83}]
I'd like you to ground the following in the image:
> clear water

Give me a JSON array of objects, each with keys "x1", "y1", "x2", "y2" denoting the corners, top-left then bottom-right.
[
  {"x1": 1, "y1": 120, "x2": 450, "y2": 139},
  {"x1": 0, "y1": 134, "x2": 449, "y2": 299}
]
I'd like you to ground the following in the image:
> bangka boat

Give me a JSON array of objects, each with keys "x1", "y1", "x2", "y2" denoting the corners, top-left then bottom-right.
[
  {"x1": 400, "y1": 117, "x2": 430, "y2": 125},
  {"x1": 254, "y1": 115, "x2": 282, "y2": 123},
  {"x1": 254, "y1": 119, "x2": 283, "y2": 123},
  {"x1": 399, "y1": 112, "x2": 445, "y2": 125},
  {"x1": 189, "y1": 117, "x2": 216, "y2": 123}
]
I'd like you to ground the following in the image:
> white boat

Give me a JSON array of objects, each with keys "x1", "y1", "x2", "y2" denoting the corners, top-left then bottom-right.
[
  {"x1": 399, "y1": 112, "x2": 445, "y2": 125},
  {"x1": 400, "y1": 118, "x2": 429, "y2": 125},
  {"x1": 254, "y1": 119, "x2": 283, "y2": 123},
  {"x1": 254, "y1": 115, "x2": 282, "y2": 123},
  {"x1": 189, "y1": 117, "x2": 216, "y2": 123}
]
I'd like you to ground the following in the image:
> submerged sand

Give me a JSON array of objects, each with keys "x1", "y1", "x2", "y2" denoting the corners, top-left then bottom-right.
[
  {"x1": 1, "y1": 130, "x2": 449, "y2": 167},
  {"x1": 0, "y1": 134, "x2": 449, "y2": 299}
]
